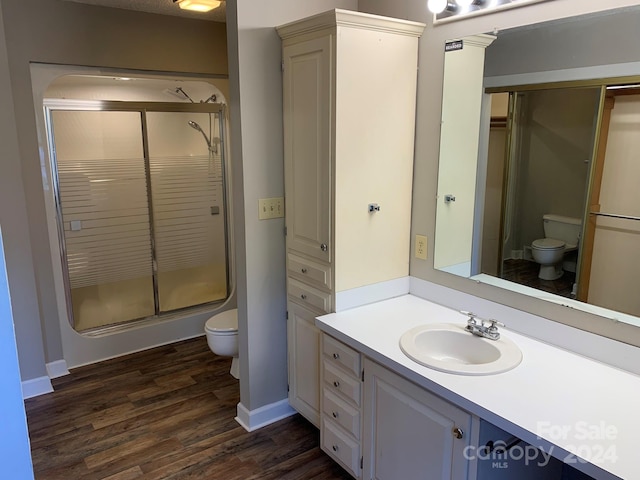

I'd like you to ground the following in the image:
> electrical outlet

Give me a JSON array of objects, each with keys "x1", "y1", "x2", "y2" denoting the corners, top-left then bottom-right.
[
  {"x1": 415, "y1": 234, "x2": 427, "y2": 260},
  {"x1": 258, "y1": 197, "x2": 285, "y2": 220}
]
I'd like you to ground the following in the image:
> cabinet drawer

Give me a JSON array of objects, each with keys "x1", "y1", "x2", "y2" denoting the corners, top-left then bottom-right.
[
  {"x1": 323, "y1": 389, "x2": 360, "y2": 439},
  {"x1": 288, "y1": 278, "x2": 331, "y2": 313},
  {"x1": 324, "y1": 361, "x2": 361, "y2": 407},
  {"x1": 323, "y1": 335, "x2": 361, "y2": 377},
  {"x1": 322, "y1": 417, "x2": 360, "y2": 477},
  {"x1": 288, "y1": 253, "x2": 332, "y2": 290}
]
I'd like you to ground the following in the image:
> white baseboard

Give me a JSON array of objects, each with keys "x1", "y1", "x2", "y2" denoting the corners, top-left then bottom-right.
[
  {"x1": 21, "y1": 376, "x2": 53, "y2": 399},
  {"x1": 235, "y1": 399, "x2": 296, "y2": 432},
  {"x1": 46, "y1": 360, "x2": 69, "y2": 379}
]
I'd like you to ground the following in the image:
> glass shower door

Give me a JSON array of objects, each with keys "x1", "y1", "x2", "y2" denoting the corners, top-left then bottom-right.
[
  {"x1": 146, "y1": 111, "x2": 228, "y2": 312},
  {"x1": 51, "y1": 110, "x2": 155, "y2": 331}
]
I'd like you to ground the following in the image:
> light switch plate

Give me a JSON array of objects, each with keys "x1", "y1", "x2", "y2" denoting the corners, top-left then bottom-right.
[{"x1": 259, "y1": 197, "x2": 285, "y2": 220}]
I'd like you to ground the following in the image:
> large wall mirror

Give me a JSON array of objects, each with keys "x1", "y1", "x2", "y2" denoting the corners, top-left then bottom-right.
[{"x1": 434, "y1": 5, "x2": 640, "y2": 329}]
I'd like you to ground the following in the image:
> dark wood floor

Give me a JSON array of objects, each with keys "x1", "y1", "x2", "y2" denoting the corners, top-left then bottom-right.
[
  {"x1": 502, "y1": 259, "x2": 575, "y2": 298},
  {"x1": 25, "y1": 337, "x2": 352, "y2": 480}
]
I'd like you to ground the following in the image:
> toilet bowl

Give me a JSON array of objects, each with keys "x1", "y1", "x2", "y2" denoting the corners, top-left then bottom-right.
[
  {"x1": 205, "y1": 309, "x2": 239, "y2": 379},
  {"x1": 531, "y1": 238, "x2": 566, "y2": 280},
  {"x1": 531, "y1": 214, "x2": 581, "y2": 281}
]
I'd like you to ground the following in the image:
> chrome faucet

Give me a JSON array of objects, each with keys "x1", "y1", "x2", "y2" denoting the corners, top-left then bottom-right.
[{"x1": 461, "y1": 311, "x2": 505, "y2": 341}]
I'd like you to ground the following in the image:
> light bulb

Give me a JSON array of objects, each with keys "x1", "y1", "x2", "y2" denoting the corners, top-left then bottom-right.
[
  {"x1": 175, "y1": 0, "x2": 222, "y2": 12},
  {"x1": 427, "y1": 0, "x2": 448, "y2": 14},
  {"x1": 456, "y1": 0, "x2": 474, "y2": 7}
]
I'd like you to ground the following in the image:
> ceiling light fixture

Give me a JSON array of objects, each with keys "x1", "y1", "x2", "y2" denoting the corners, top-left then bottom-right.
[{"x1": 173, "y1": 0, "x2": 222, "y2": 13}]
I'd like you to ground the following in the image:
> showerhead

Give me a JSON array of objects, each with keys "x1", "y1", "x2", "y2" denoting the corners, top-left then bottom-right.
[
  {"x1": 175, "y1": 87, "x2": 195, "y2": 103},
  {"x1": 188, "y1": 120, "x2": 215, "y2": 153},
  {"x1": 188, "y1": 120, "x2": 203, "y2": 132},
  {"x1": 200, "y1": 94, "x2": 217, "y2": 103}
]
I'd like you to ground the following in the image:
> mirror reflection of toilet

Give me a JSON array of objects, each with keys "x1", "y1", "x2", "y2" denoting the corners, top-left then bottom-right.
[
  {"x1": 205, "y1": 309, "x2": 239, "y2": 379},
  {"x1": 531, "y1": 214, "x2": 581, "y2": 280}
]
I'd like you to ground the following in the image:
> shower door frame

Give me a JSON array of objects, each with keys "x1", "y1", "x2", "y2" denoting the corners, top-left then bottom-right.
[{"x1": 44, "y1": 100, "x2": 230, "y2": 331}]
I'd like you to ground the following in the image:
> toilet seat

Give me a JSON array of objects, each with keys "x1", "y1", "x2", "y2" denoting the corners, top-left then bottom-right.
[
  {"x1": 205, "y1": 309, "x2": 238, "y2": 335},
  {"x1": 532, "y1": 238, "x2": 565, "y2": 250}
]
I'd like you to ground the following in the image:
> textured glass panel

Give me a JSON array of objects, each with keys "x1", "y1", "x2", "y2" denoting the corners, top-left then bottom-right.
[
  {"x1": 146, "y1": 112, "x2": 228, "y2": 311},
  {"x1": 51, "y1": 110, "x2": 155, "y2": 331}
]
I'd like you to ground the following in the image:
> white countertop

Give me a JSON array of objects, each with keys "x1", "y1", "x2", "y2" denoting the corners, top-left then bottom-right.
[{"x1": 317, "y1": 294, "x2": 638, "y2": 480}]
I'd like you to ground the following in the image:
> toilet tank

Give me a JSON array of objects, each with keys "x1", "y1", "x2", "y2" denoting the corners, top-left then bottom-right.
[{"x1": 543, "y1": 214, "x2": 582, "y2": 246}]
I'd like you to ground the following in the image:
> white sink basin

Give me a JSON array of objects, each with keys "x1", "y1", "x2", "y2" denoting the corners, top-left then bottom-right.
[{"x1": 399, "y1": 323, "x2": 522, "y2": 375}]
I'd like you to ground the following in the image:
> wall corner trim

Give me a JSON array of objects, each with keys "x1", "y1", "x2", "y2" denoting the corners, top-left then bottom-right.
[
  {"x1": 46, "y1": 360, "x2": 69, "y2": 379},
  {"x1": 235, "y1": 399, "x2": 296, "y2": 432},
  {"x1": 21, "y1": 376, "x2": 53, "y2": 399}
]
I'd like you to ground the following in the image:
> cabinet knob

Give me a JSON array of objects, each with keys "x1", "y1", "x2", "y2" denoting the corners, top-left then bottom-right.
[
  {"x1": 320, "y1": 243, "x2": 328, "y2": 252},
  {"x1": 333, "y1": 381, "x2": 340, "y2": 388},
  {"x1": 333, "y1": 353, "x2": 340, "y2": 360},
  {"x1": 332, "y1": 411, "x2": 339, "y2": 419},
  {"x1": 452, "y1": 427, "x2": 464, "y2": 439},
  {"x1": 332, "y1": 445, "x2": 339, "y2": 452},
  {"x1": 301, "y1": 268, "x2": 308, "y2": 274},
  {"x1": 301, "y1": 294, "x2": 307, "y2": 300}
]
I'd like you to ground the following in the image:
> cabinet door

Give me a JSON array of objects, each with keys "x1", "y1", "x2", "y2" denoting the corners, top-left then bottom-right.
[
  {"x1": 363, "y1": 359, "x2": 473, "y2": 480},
  {"x1": 283, "y1": 36, "x2": 332, "y2": 263},
  {"x1": 287, "y1": 301, "x2": 321, "y2": 426}
]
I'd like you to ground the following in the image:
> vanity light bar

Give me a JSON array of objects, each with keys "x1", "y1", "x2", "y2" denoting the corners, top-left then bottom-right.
[{"x1": 430, "y1": 0, "x2": 549, "y2": 23}]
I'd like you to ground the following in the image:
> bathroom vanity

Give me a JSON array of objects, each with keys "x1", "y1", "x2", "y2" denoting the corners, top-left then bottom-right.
[
  {"x1": 317, "y1": 294, "x2": 635, "y2": 480},
  {"x1": 321, "y1": 331, "x2": 476, "y2": 479}
]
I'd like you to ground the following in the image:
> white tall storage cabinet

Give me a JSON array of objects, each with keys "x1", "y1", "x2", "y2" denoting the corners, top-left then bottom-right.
[{"x1": 277, "y1": 10, "x2": 424, "y2": 429}]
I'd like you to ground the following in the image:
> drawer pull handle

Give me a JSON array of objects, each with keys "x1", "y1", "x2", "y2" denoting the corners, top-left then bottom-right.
[
  {"x1": 332, "y1": 353, "x2": 340, "y2": 360},
  {"x1": 320, "y1": 243, "x2": 328, "y2": 252},
  {"x1": 301, "y1": 268, "x2": 308, "y2": 273},
  {"x1": 452, "y1": 427, "x2": 464, "y2": 439},
  {"x1": 332, "y1": 411, "x2": 339, "y2": 419},
  {"x1": 301, "y1": 294, "x2": 307, "y2": 300},
  {"x1": 333, "y1": 381, "x2": 340, "y2": 388},
  {"x1": 332, "y1": 445, "x2": 339, "y2": 452}
]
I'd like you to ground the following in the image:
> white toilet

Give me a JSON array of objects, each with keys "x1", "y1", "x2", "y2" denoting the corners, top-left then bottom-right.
[
  {"x1": 531, "y1": 214, "x2": 581, "y2": 280},
  {"x1": 205, "y1": 309, "x2": 239, "y2": 379}
]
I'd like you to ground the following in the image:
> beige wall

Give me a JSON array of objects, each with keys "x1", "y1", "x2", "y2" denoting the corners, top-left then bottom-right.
[
  {"x1": 0, "y1": 0, "x2": 227, "y2": 380},
  {"x1": 358, "y1": 0, "x2": 640, "y2": 344}
]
